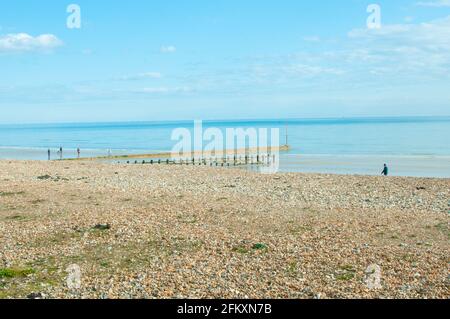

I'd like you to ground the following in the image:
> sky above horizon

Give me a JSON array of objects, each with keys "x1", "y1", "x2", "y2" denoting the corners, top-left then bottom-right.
[{"x1": 1, "y1": 0, "x2": 450, "y2": 124}]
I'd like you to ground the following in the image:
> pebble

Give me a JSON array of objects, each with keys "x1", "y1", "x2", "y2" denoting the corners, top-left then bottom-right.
[{"x1": 0, "y1": 160, "x2": 448, "y2": 299}]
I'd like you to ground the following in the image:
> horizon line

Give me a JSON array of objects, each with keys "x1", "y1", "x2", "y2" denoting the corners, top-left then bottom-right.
[{"x1": 0, "y1": 115, "x2": 449, "y2": 127}]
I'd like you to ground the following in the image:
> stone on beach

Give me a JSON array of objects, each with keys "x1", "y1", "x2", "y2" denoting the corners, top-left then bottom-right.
[{"x1": 0, "y1": 160, "x2": 448, "y2": 299}]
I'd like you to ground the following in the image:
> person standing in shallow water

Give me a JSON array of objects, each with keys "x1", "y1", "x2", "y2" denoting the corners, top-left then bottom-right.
[
  {"x1": 48, "y1": 149, "x2": 51, "y2": 161},
  {"x1": 59, "y1": 147, "x2": 63, "y2": 160},
  {"x1": 77, "y1": 148, "x2": 80, "y2": 158},
  {"x1": 381, "y1": 164, "x2": 389, "y2": 176}
]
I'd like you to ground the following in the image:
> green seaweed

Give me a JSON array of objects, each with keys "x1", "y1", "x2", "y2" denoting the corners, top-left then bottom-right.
[
  {"x1": 252, "y1": 243, "x2": 268, "y2": 250},
  {"x1": 0, "y1": 268, "x2": 35, "y2": 279}
]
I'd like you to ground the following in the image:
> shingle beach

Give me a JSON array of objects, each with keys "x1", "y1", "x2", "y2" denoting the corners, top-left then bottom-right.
[{"x1": 0, "y1": 160, "x2": 448, "y2": 299}]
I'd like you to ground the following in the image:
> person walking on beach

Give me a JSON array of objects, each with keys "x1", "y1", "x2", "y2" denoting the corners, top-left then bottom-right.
[
  {"x1": 77, "y1": 148, "x2": 80, "y2": 158},
  {"x1": 59, "y1": 147, "x2": 63, "y2": 160},
  {"x1": 47, "y1": 149, "x2": 51, "y2": 161},
  {"x1": 381, "y1": 164, "x2": 389, "y2": 176}
]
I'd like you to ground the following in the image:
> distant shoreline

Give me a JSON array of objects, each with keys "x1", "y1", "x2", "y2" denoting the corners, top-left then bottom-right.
[
  {"x1": 0, "y1": 116, "x2": 449, "y2": 158},
  {"x1": 1, "y1": 153, "x2": 449, "y2": 179},
  {"x1": 63, "y1": 145, "x2": 291, "y2": 161}
]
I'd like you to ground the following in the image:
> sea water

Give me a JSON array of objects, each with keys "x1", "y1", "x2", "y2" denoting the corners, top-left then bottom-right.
[{"x1": 0, "y1": 117, "x2": 449, "y2": 177}]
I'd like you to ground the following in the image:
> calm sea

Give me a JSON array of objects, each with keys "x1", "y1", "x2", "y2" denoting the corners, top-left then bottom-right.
[{"x1": 0, "y1": 117, "x2": 449, "y2": 177}]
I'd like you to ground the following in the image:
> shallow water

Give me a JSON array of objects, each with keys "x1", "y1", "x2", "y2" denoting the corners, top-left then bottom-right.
[
  {"x1": 0, "y1": 117, "x2": 449, "y2": 177},
  {"x1": 278, "y1": 154, "x2": 450, "y2": 178}
]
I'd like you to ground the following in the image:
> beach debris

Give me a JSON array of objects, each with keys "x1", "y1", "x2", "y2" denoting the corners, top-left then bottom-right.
[
  {"x1": 336, "y1": 265, "x2": 356, "y2": 281},
  {"x1": 0, "y1": 191, "x2": 25, "y2": 196},
  {"x1": 27, "y1": 292, "x2": 45, "y2": 299},
  {"x1": 0, "y1": 267, "x2": 35, "y2": 278},
  {"x1": 232, "y1": 245, "x2": 250, "y2": 254},
  {"x1": 252, "y1": 243, "x2": 268, "y2": 250},
  {"x1": 364, "y1": 264, "x2": 382, "y2": 290},
  {"x1": 37, "y1": 174, "x2": 69, "y2": 182},
  {"x1": 93, "y1": 224, "x2": 111, "y2": 231},
  {"x1": 37, "y1": 174, "x2": 52, "y2": 180}
]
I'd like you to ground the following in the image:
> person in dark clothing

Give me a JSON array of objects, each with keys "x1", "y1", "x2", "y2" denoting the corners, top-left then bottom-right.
[
  {"x1": 59, "y1": 147, "x2": 63, "y2": 160},
  {"x1": 381, "y1": 164, "x2": 389, "y2": 176},
  {"x1": 77, "y1": 148, "x2": 80, "y2": 158},
  {"x1": 48, "y1": 149, "x2": 51, "y2": 161}
]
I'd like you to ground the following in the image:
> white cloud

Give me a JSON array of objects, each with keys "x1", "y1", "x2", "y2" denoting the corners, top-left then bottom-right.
[
  {"x1": 416, "y1": 0, "x2": 450, "y2": 7},
  {"x1": 0, "y1": 33, "x2": 63, "y2": 53},
  {"x1": 246, "y1": 62, "x2": 344, "y2": 84},
  {"x1": 160, "y1": 45, "x2": 176, "y2": 53},
  {"x1": 115, "y1": 72, "x2": 162, "y2": 81},
  {"x1": 303, "y1": 36, "x2": 321, "y2": 42},
  {"x1": 229, "y1": 15, "x2": 450, "y2": 90},
  {"x1": 282, "y1": 64, "x2": 344, "y2": 76},
  {"x1": 134, "y1": 86, "x2": 191, "y2": 94},
  {"x1": 346, "y1": 16, "x2": 450, "y2": 72},
  {"x1": 348, "y1": 16, "x2": 450, "y2": 49}
]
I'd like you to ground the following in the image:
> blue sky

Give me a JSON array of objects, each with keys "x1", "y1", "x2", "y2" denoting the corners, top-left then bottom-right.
[{"x1": 1, "y1": 0, "x2": 450, "y2": 123}]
